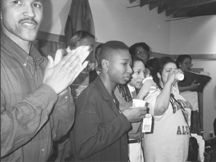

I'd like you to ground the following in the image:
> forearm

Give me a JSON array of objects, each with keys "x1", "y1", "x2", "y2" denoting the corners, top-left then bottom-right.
[
  {"x1": 179, "y1": 86, "x2": 192, "y2": 92},
  {"x1": 154, "y1": 83, "x2": 172, "y2": 115},
  {"x1": 1, "y1": 84, "x2": 57, "y2": 157}
]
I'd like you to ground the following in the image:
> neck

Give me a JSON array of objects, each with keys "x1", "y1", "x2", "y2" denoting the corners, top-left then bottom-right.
[
  {"x1": 100, "y1": 73, "x2": 116, "y2": 96},
  {"x1": 2, "y1": 29, "x2": 32, "y2": 54},
  {"x1": 18, "y1": 40, "x2": 32, "y2": 54}
]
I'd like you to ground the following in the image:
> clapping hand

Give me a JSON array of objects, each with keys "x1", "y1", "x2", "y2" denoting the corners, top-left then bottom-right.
[{"x1": 43, "y1": 46, "x2": 90, "y2": 94}]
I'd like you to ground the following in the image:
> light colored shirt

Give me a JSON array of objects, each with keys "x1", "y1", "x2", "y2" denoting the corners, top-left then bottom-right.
[{"x1": 143, "y1": 87, "x2": 191, "y2": 162}]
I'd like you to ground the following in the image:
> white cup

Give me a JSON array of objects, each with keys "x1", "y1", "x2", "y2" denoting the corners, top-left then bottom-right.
[
  {"x1": 132, "y1": 99, "x2": 146, "y2": 108},
  {"x1": 142, "y1": 76, "x2": 153, "y2": 84},
  {"x1": 175, "y1": 72, "x2": 184, "y2": 81}
]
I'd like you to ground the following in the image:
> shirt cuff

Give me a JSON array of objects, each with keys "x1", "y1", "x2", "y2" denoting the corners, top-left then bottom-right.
[{"x1": 30, "y1": 84, "x2": 58, "y2": 111}]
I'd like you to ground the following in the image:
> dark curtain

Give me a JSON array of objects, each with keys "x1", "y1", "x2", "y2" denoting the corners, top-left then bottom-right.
[{"x1": 64, "y1": 0, "x2": 95, "y2": 47}]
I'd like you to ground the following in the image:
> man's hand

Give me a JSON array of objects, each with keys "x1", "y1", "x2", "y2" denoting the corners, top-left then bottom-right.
[
  {"x1": 43, "y1": 46, "x2": 90, "y2": 94},
  {"x1": 122, "y1": 106, "x2": 147, "y2": 123}
]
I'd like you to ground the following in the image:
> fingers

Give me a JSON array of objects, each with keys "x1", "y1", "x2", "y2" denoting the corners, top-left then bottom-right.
[
  {"x1": 68, "y1": 61, "x2": 89, "y2": 84},
  {"x1": 54, "y1": 49, "x2": 64, "y2": 66},
  {"x1": 67, "y1": 49, "x2": 90, "y2": 71},
  {"x1": 61, "y1": 46, "x2": 90, "y2": 70},
  {"x1": 46, "y1": 55, "x2": 54, "y2": 69}
]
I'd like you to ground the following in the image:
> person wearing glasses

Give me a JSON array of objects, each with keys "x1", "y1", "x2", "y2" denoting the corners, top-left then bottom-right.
[
  {"x1": 142, "y1": 57, "x2": 192, "y2": 162},
  {"x1": 129, "y1": 42, "x2": 151, "y2": 64}
]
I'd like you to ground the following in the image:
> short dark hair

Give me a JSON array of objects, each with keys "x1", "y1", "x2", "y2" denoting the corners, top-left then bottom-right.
[
  {"x1": 176, "y1": 55, "x2": 192, "y2": 68},
  {"x1": 150, "y1": 57, "x2": 176, "y2": 88},
  {"x1": 95, "y1": 43, "x2": 104, "y2": 62},
  {"x1": 129, "y1": 42, "x2": 151, "y2": 59},
  {"x1": 69, "y1": 30, "x2": 95, "y2": 49},
  {"x1": 98, "y1": 41, "x2": 129, "y2": 68}
]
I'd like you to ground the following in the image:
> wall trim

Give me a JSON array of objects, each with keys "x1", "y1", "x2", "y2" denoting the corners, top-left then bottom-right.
[{"x1": 152, "y1": 52, "x2": 216, "y2": 60}]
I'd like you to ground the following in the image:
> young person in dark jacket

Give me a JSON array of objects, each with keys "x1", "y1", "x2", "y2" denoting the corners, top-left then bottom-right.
[{"x1": 70, "y1": 41, "x2": 147, "y2": 162}]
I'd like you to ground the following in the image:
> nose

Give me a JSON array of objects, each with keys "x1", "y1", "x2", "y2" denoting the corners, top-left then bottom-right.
[
  {"x1": 140, "y1": 72, "x2": 145, "y2": 80},
  {"x1": 127, "y1": 64, "x2": 133, "y2": 74},
  {"x1": 23, "y1": 4, "x2": 36, "y2": 18}
]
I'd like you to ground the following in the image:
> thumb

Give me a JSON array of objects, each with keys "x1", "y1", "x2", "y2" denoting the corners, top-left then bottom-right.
[
  {"x1": 54, "y1": 49, "x2": 64, "y2": 66},
  {"x1": 46, "y1": 55, "x2": 54, "y2": 69}
]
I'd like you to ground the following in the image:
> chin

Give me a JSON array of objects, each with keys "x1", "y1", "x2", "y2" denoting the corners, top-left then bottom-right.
[{"x1": 119, "y1": 80, "x2": 128, "y2": 85}]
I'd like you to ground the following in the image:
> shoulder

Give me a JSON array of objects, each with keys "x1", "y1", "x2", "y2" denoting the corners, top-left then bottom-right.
[{"x1": 77, "y1": 83, "x2": 102, "y2": 104}]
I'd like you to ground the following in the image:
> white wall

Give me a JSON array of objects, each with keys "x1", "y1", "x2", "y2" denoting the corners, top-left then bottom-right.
[
  {"x1": 170, "y1": 16, "x2": 216, "y2": 140},
  {"x1": 170, "y1": 16, "x2": 216, "y2": 54},
  {"x1": 192, "y1": 60, "x2": 216, "y2": 140},
  {"x1": 89, "y1": 0, "x2": 170, "y2": 53},
  {"x1": 89, "y1": 0, "x2": 216, "y2": 140}
]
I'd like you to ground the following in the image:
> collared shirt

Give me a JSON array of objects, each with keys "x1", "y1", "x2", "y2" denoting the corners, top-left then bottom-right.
[
  {"x1": 70, "y1": 76, "x2": 131, "y2": 162},
  {"x1": 1, "y1": 32, "x2": 75, "y2": 162}
]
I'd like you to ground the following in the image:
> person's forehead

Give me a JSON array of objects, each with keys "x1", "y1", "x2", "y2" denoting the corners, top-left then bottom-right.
[
  {"x1": 82, "y1": 37, "x2": 95, "y2": 44},
  {"x1": 133, "y1": 61, "x2": 145, "y2": 69},
  {"x1": 164, "y1": 62, "x2": 176, "y2": 69},
  {"x1": 136, "y1": 46, "x2": 146, "y2": 51},
  {"x1": 183, "y1": 58, "x2": 191, "y2": 62},
  {"x1": 112, "y1": 50, "x2": 131, "y2": 60}
]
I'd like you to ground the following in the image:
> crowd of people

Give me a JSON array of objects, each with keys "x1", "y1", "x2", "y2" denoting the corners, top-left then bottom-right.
[{"x1": 1, "y1": 0, "x2": 202, "y2": 162}]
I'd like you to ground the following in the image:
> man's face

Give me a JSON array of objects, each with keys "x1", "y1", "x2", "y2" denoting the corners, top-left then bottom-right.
[
  {"x1": 108, "y1": 50, "x2": 133, "y2": 85},
  {"x1": 1, "y1": 0, "x2": 43, "y2": 43}
]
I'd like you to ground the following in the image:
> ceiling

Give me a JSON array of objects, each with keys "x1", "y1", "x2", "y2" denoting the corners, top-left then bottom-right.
[{"x1": 128, "y1": 0, "x2": 216, "y2": 18}]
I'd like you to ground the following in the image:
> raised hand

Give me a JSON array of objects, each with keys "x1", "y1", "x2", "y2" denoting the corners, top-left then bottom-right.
[
  {"x1": 138, "y1": 78, "x2": 156, "y2": 99},
  {"x1": 43, "y1": 46, "x2": 90, "y2": 94}
]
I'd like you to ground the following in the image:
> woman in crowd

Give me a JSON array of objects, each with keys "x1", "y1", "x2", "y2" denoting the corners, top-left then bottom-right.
[
  {"x1": 176, "y1": 55, "x2": 201, "y2": 134},
  {"x1": 115, "y1": 56, "x2": 155, "y2": 162},
  {"x1": 129, "y1": 42, "x2": 151, "y2": 64},
  {"x1": 142, "y1": 57, "x2": 192, "y2": 162},
  {"x1": 176, "y1": 55, "x2": 199, "y2": 92}
]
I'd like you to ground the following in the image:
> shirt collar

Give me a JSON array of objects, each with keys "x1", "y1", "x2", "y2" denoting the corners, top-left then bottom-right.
[
  {"x1": 93, "y1": 76, "x2": 113, "y2": 101},
  {"x1": 127, "y1": 84, "x2": 136, "y2": 93},
  {"x1": 1, "y1": 32, "x2": 44, "y2": 67}
]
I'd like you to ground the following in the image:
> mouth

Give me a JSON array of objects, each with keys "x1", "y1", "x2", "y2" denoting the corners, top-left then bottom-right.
[
  {"x1": 20, "y1": 20, "x2": 38, "y2": 29},
  {"x1": 123, "y1": 76, "x2": 131, "y2": 81}
]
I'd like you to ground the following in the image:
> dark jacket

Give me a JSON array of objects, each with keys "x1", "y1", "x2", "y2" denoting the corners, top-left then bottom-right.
[{"x1": 70, "y1": 76, "x2": 131, "y2": 162}]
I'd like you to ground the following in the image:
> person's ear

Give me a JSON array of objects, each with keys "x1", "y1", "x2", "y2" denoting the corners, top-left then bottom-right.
[{"x1": 101, "y1": 59, "x2": 109, "y2": 72}]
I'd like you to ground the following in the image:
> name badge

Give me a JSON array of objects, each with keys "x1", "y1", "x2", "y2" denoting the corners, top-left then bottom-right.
[{"x1": 142, "y1": 114, "x2": 152, "y2": 133}]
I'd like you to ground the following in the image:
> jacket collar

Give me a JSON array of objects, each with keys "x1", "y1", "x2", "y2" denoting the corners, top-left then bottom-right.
[
  {"x1": 93, "y1": 76, "x2": 114, "y2": 101},
  {"x1": 1, "y1": 32, "x2": 44, "y2": 67}
]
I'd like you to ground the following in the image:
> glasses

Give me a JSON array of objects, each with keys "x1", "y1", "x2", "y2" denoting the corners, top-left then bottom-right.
[{"x1": 136, "y1": 51, "x2": 149, "y2": 57}]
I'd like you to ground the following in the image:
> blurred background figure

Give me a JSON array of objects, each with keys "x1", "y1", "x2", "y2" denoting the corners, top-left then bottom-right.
[
  {"x1": 129, "y1": 42, "x2": 151, "y2": 64},
  {"x1": 176, "y1": 55, "x2": 201, "y2": 134},
  {"x1": 176, "y1": 55, "x2": 193, "y2": 71},
  {"x1": 68, "y1": 30, "x2": 95, "y2": 99},
  {"x1": 89, "y1": 43, "x2": 104, "y2": 83}
]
